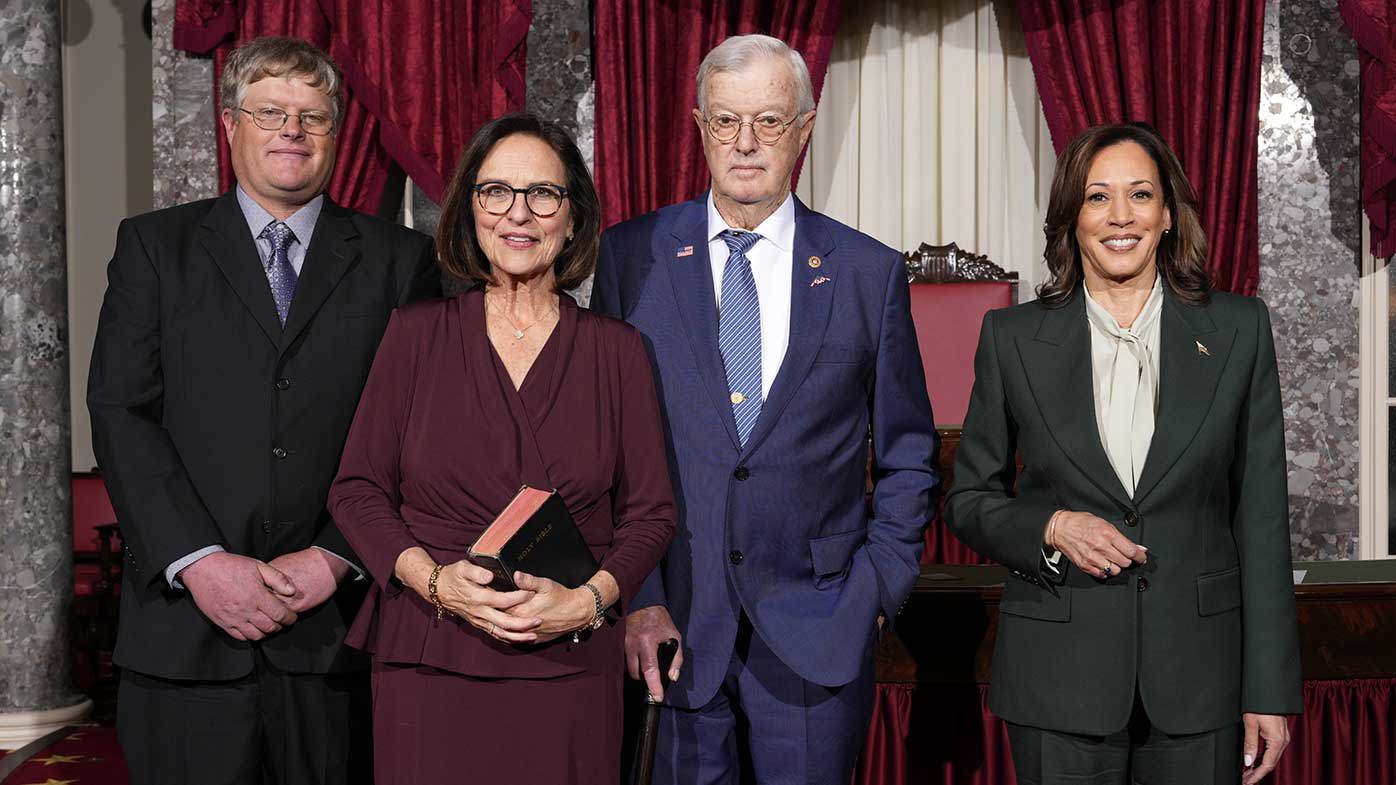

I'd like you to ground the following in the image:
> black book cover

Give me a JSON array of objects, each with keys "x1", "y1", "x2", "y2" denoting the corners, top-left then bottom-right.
[{"x1": 469, "y1": 490, "x2": 599, "y2": 591}]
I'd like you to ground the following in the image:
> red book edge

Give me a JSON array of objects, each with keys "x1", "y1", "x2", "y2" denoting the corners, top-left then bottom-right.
[{"x1": 470, "y1": 486, "x2": 554, "y2": 557}]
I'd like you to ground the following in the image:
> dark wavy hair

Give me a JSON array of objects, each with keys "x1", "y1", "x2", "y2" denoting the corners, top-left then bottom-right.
[
  {"x1": 1036, "y1": 122, "x2": 1211, "y2": 307},
  {"x1": 436, "y1": 113, "x2": 600, "y2": 291}
]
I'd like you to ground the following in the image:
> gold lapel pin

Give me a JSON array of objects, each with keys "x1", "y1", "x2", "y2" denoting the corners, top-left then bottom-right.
[
  {"x1": 1196, "y1": 340, "x2": 1211, "y2": 357},
  {"x1": 808, "y1": 256, "x2": 822, "y2": 269},
  {"x1": 730, "y1": 391, "x2": 746, "y2": 405}
]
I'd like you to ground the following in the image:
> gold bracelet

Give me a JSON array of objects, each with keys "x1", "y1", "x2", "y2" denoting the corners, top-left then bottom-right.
[
  {"x1": 428, "y1": 563, "x2": 445, "y2": 623},
  {"x1": 1045, "y1": 510, "x2": 1065, "y2": 551}
]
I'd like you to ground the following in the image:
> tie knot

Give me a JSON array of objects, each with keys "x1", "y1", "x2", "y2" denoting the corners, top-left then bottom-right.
[
  {"x1": 262, "y1": 221, "x2": 296, "y2": 256},
  {"x1": 720, "y1": 229, "x2": 761, "y2": 256}
]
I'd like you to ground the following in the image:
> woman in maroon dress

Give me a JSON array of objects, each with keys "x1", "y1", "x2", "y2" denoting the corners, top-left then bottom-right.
[{"x1": 328, "y1": 113, "x2": 676, "y2": 785}]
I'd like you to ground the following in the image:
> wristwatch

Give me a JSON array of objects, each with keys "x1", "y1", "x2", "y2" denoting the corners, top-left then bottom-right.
[{"x1": 572, "y1": 582, "x2": 606, "y2": 643}]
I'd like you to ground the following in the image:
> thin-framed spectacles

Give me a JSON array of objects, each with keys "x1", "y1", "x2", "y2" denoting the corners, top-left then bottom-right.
[
  {"x1": 472, "y1": 182, "x2": 570, "y2": 218},
  {"x1": 237, "y1": 106, "x2": 335, "y2": 136},
  {"x1": 702, "y1": 112, "x2": 804, "y2": 144}
]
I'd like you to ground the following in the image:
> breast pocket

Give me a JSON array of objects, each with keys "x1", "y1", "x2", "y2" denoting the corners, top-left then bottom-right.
[{"x1": 813, "y1": 344, "x2": 872, "y2": 365}]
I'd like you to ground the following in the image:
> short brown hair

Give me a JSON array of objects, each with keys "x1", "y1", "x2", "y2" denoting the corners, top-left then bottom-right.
[
  {"x1": 436, "y1": 113, "x2": 600, "y2": 292},
  {"x1": 1037, "y1": 122, "x2": 1211, "y2": 307},
  {"x1": 220, "y1": 36, "x2": 343, "y2": 124}
]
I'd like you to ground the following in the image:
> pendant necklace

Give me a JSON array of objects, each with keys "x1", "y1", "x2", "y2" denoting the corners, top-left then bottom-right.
[{"x1": 488, "y1": 296, "x2": 551, "y2": 340}]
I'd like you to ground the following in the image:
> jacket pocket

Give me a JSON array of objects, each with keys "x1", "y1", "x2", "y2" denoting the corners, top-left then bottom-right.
[
  {"x1": 809, "y1": 529, "x2": 865, "y2": 577},
  {"x1": 998, "y1": 579, "x2": 1071, "y2": 622},
  {"x1": 813, "y1": 345, "x2": 871, "y2": 365},
  {"x1": 340, "y1": 303, "x2": 390, "y2": 319},
  {"x1": 1196, "y1": 565, "x2": 1242, "y2": 616}
]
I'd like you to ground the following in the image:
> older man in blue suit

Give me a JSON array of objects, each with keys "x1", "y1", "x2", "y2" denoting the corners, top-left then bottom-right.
[{"x1": 592, "y1": 33, "x2": 939, "y2": 785}]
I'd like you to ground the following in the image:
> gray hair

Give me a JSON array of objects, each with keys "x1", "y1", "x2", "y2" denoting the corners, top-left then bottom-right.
[
  {"x1": 696, "y1": 34, "x2": 816, "y2": 117},
  {"x1": 220, "y1": 36, "x2": 343, "y2": 124}
]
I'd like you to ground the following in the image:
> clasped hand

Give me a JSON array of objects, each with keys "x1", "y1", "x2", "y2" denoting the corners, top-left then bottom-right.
[
  {"x1": 181, "y1": 549, "x2": 346, "y2": 641},
  {"x1": 429, "y1": 561, "x2": 593, "y2": 645},
  {"x1": 1046, "y1": 511, "x2": 1148, "y2": 580}
]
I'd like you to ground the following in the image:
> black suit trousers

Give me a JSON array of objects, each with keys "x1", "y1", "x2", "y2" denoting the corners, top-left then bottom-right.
[
  {"x1": 117, "y1": 652, "x2": 371, "y2": 785},
  {"x1": 1006, "y1": 692, "x2": 1241, "y2": 785}
]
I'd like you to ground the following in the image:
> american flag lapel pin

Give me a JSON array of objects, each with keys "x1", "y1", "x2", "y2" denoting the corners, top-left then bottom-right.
[
  {"x1": 676, "y1": 245, "x2": 694, "y2": 258},
  {"x1": 1196, "y1": 339, "x2": 1211, "y2": 357},
  {"x1": 810, "y1": 276, "x2": 830, "y2": 287}
]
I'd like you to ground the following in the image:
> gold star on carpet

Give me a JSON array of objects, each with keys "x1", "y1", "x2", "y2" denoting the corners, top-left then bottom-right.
[
  {"x1": 34, "y1": 754, "x2": 84, "y2": 765},
  {"x1": 21, "y1": 778, "x2": 78, "y2": 785}
]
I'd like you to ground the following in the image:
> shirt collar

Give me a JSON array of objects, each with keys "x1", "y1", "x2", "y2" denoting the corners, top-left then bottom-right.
[
  {"x1": 705, "y1": 192, "x2": 796, "y2": 253},
  {"x1": 1084, "y1": 274, "x2": 1164, "y2": 337},
  {"x1": 236, "y1": 185, "x2": 324, "y2": 248}
]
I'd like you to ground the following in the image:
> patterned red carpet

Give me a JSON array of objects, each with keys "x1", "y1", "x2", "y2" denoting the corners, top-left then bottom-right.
[{"x1": 1, "y1": 726, "x2": 128, "y2": 785}]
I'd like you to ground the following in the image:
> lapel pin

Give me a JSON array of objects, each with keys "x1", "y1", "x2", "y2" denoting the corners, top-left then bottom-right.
[
  {"x1": 676, "y1": 245, "x2": 694, "y2": 258},
  {"x1": 810, "y1": 276, "x2": 830, "y2": 287},
  {"x1": 1196, "y1": 340, "x2": 1211, "y2": 357},
  {"x1": 808, "y1": 256, "x2": 822, "y2": 268}
]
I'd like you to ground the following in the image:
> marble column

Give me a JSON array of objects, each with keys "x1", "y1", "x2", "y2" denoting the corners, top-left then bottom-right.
[
  {"x1": 151, "y1": 0, "x2": 219, "y2": 208},
  {"x1": 0, "y1": 0, "x2": 92, "y2": 749}
]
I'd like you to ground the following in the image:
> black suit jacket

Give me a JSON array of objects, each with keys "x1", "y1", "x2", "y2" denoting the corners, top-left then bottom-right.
[
  {"x1": 88, "y1": 191, "x2": 441, "y2": 680},
  {"x1": 946, "y1": 286, "x2": 1302, "y2": 736}
]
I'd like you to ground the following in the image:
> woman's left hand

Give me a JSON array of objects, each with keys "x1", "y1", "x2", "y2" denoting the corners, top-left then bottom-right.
[
  {"x1": 1241, "y1": 712, "x2": 1291, "y2": 785},
  {"x1": 502, "y1": 572, "x2": 595, "y2": 643}
]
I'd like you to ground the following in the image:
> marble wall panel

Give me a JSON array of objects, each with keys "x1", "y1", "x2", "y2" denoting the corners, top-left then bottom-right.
[
  {"x1": 1257, "y1": 0, "x2": 1362, "y2": 560},
  {"x1": 151, "y1": 0, "x2": 218, "y2": 208}
]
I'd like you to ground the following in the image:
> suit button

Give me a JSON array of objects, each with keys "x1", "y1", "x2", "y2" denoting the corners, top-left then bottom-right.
[
  {"x1": 262, "y1": 520, "x2": 272, "y2": 533},
  {"x1": 272, "y1": 447, "x2": 288, "y2": 459},
  {"x1": 1124, "y1": 511, "x2": 1139, "y2": 527},
  {"x1": 275, "y1": 377, "x2": 291, "y2": 390},
  {"x1": 729, "y1": 550, "x2": 744, "y2": 565},
  {"x1": 1137, "y1": 577, "x2": 1150, "y2": 592},
  {"x1": 733, "y1": 467, "x2": 750, "y2": 481}
]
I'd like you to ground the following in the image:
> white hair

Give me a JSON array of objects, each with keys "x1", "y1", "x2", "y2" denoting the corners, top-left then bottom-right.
[{"x1": 696, "y1": 34, "x2": 816, "y2": 117}]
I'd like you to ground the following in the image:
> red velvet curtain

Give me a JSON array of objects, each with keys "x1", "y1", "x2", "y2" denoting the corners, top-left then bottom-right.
[
  {"x1": 592, "y1": 0, "x2": 842, "y2": 229},
  {"x1": 1015, "y1": 0, "x2": 1266, "y2": 295},
  {"x1": 1339, "y1": 1, "x2": 1396, "y2": 258},
  {"x1": 857, "y1": 679, "x2": 1396, "y2": 785},
  {"x1": 174, "y1": 0, "x2": 530, "y2": 210}
]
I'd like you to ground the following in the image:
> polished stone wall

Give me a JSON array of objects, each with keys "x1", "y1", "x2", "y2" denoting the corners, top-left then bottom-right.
[
  {"x1": 1257, "y1": 0, "x2": 1362, "y2": 560},
  {"x1": 0, "y1": 0, "x2": 84, "y2": 717},
  {"x1": 151, "y1": 0, "x2": 219, "y2": 208}
]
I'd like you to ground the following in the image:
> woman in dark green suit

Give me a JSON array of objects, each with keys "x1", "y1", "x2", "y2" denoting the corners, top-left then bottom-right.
[{"x1": 946, "y1": 123, "x2": 1300, "y2": 785}]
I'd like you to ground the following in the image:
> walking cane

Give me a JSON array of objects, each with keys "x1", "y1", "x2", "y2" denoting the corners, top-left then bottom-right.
[{"x1": 628, "y1": 638, "x2": 680, "y2": 785}]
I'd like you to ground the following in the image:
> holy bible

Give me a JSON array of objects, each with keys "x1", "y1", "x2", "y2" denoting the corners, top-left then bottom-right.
[{"x1": 468, "y1": 486, "x2": 598, "y2": 591}]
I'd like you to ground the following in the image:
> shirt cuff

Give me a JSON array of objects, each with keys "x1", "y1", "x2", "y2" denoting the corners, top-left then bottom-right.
[
  {"x1": 312, "y1": 546, "x2": 366, "y2": 582},
  {"x1": 1041, "y1": 547, "x2": 1064, "y2": 575},
  {"x1": 165, "y1": 545, "x2": 225, "y2": 589}
]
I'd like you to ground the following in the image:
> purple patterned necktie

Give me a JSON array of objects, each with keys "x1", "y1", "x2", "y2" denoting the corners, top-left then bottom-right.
[{"x1": 261, "y1": 221, "x2": 298, "y2": 325}]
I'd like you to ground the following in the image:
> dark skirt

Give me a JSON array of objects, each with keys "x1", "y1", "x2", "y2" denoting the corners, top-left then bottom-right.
[{"x1": 371, "y1": 658, "x2": 623, "y2": 785}]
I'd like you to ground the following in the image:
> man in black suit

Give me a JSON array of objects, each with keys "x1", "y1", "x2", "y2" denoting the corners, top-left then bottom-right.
[{"x1": 88, "y1": 36, "x2": 439, "y2": 785}]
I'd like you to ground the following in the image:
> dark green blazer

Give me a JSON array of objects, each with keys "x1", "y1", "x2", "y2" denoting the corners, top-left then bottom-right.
[{"x1": 945, "y1": 285, "x2": 1302, "y2": 736}]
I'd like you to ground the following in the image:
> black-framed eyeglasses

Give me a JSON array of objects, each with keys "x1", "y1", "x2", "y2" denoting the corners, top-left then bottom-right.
[
  {"x1": 472, "y1": 182, "x2": 570, "y2": 218},
  {"x1": 237, "y1": 106, "x2": 335, "y2": 136},
  {"x1": 702, "y1": 112, "x2": 804, "y2": 144}
]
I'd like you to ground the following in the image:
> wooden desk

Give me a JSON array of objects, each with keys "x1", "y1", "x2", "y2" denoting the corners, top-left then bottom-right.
[{"x1": 877, "y1": 560, "x2": 1396, "y2": 683}]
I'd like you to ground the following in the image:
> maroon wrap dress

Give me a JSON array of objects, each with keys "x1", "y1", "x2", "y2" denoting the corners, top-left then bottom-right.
[{"x1": 328, "y1": 287, "x2": 676, "y2": 784}]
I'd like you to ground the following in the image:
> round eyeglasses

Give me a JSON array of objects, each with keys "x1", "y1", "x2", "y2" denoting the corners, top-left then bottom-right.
[
  {"x1": 472, "y1": 182, "x2": 570, "y2": 218},
  {"x1": 237, "y1": 106, "x2": 334, "y2": 136},
  {"x1": 702, "y1": 113, "x2": 802, "y2": 144}
]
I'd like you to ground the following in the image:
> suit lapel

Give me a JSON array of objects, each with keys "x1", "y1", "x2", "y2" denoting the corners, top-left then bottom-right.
[
  {"x1": 280, "y1": 199, "x2": 361, "y2": 352},
  {"x1": 1016, "y1": 290, "x2": 1133, "y2": 509},
  {"x1": 663, "y1": 196, "x2": 742, "y2": 451},
  {"x1": 1131, "y1": 292, "x2": 1234, "y2": 505},
  {"x1": 199, "y1": 192, "x2": 282, "y2": 347},
  {"x1": 740, "y1": 199, "x2": 836, "y2": 458}
]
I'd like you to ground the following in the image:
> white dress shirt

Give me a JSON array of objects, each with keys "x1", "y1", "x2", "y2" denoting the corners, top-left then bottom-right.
[{"x1": 707, "y1": 193, "x2": 796, "y2": 400}]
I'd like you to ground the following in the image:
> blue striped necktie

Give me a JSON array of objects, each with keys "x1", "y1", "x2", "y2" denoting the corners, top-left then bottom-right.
[
  {"x1": 718, "y1": 229, "x2": 763, "y2": 446},
  {"x1": 261, "y1": 220, "x2": 298, "y2": 326}
]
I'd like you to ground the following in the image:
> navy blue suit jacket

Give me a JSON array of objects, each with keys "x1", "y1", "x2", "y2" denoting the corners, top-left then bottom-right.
[{"x1": 592, "y1": 195, "x2": 939, "y2": 707}]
